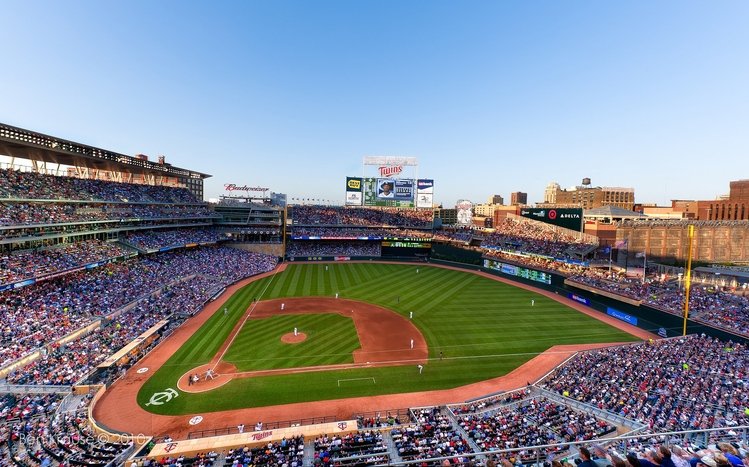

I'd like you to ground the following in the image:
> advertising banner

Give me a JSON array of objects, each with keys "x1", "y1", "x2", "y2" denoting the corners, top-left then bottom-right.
[
  {"x1": 519, "y1": 208, "x2": 583, "y2": 231},
  {"x1": 568, "y1": 293, "x2": 591, "y2": 306},
  {"x1": 345, "y1": 177, "x2": 363, "y2": 206},
  {"x1": 416, "y1": 179, "x2": 434, "y2": 208},
  {"x1": 606, "y1": 307, "x2": 638, "y2": 326}
]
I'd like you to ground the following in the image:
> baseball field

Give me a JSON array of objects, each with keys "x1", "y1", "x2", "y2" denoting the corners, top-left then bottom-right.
[{"x1": 137, "y1": 263, "x2": 638, "y2": 415}]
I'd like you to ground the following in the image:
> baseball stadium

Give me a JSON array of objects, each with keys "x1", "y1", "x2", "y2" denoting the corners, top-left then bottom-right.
[{"x1": 0, "y1": 123, "x2": 747, "y2": 467}]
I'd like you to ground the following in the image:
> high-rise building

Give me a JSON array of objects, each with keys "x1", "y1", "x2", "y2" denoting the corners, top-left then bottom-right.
[
  {"x1": 544, "y1": 182, "x2": 560, "y2": 204},
  {"x1": 487, "y1": 194, "x2": 504, "y2": 205},
  {"x1": 510, "y1": 192, "x2": 527, "y2": 205}
]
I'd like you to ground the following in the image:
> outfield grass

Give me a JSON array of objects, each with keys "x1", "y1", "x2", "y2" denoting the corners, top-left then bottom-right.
[
  {"x1": 138, "y1": 263, "x2": 638, "y2": 414},
  {"x1": 223, "y1": 314, "x2": 359, "y2": 371}
]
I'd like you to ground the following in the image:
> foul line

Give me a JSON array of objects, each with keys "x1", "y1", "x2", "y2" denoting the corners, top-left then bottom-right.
[{"x1": 211, "y1": 270, "x2": 279, "y2": 372}]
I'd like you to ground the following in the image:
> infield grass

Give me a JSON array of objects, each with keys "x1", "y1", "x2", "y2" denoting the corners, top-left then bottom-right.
[
  {"x1": 224, "y1": 314, "x2": 358, "y2": 371},
  {"x1": 138, "y1": 263, "x2": 638, "y2": 414}
]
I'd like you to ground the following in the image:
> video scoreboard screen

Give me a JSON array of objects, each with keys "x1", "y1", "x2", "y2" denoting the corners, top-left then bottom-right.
[
  {"x1": 483, "y1": 259, "x2": 552, "y2": 285},
  {"x1": 381, "y1": 241, "x2": 431, "y2": 248},
  {"x1": 345, "y1": 177, "x2": 434, "y2": 208}
]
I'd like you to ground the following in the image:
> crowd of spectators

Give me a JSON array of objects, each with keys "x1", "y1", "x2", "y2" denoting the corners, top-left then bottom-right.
[
  {"x1": 565, "y1": 442, "x2": 749, "y2": 467},
  {"x1": 450, "y1": 389, "x2": 532, "y2": 415},
  {"x1": 6, "y1": 272, "x2": 250, "y2": 385},
  {"x1": 0, "y1": 239, "x2": 130, "y2": 286},
  {"x1": 0, "y1": 168, "x2": 200, "y2": 203},
  {"x1": 482, "y1": 219, "x2": 594, "y2": 259},
  {"x1": 0, "y1": 246, "x2": 277, "y2": 369},
  {"x1": 433, "y1": 228, "x2": 478, "y2": 244},
  {"x1": 291, "y1": 205, "x2": 434, "y2": 227},
  {"x1": 223, "y1": 436, "x2": 304, "y2": 466},
  {"x1": 123, "y1": 228, "x2": 229, "y2": 251},
  {"x1": 290, "y1": 226, "x2": 433, "y2": 239},
  {"x1": 2, "y1": 393, "x2": 131, "y2": 467},
  {"x1": 392, "y1": 407, "x2": 471, "y2": 464},
  {"x1": 0, "y1": 218, "x2": 212, "y2": 243},
  {"x1": 286, "y1": 241, "x2": 381, "y2": 257},
  {"x1": 313, "y1": 430, "x2": 388, "y2": 466},
  {"x1": 458, "y1": 397, "x2": 616, "y2": 462},
  {"x1": 0, "y1": 201, "x2": 214, "y2": 227},
  {"x1": 566, "y1": 270, "x2": 749, "y2": 336},
  {"x1": 540, "y1": 335, "x2": 749, "y2": 432}
]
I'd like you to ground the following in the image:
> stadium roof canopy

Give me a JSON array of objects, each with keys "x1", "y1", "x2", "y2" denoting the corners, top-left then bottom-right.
[
  {"x1": 0, "y1": 122, "x2": 210, "y2": 180},
  {"x1": 693, "y1": 266, "x2": 749, "y2": 280}
]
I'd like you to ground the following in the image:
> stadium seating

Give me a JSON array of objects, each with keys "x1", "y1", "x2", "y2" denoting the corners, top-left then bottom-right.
[
  {"x1": 0, "y1": 168, "x2": 199, "y2": 203},
  {"x1": 290, "y1": 205, "x2": 434, "y2": 228},
  {"x1": 540, "y1": 335, "x2": 749, "y2": 431},
  {"x1": 0, "y1": 247, "x2": 277, "y2": 370}
]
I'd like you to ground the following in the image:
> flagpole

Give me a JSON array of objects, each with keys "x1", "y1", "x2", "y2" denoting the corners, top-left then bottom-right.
[
  {"x1": 642, "y1": 250, "x2": 647, "y2": 284},
  {"x1": 608, "y1": 245, "x2": 612, "y2": 277}
]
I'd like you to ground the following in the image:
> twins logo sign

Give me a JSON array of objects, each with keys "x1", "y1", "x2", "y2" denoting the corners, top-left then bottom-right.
[
  {"x1": 146, "y1": 388, "x2": 179, "y2": 406},
  {"x1": 337, "y1": 422, "x2": 348, "y2": 431}
]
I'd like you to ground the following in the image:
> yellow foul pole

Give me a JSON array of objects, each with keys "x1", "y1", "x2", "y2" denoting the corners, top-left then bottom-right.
[{"x1": 682, "y1": 224, "x2": 694, "y2": 336}]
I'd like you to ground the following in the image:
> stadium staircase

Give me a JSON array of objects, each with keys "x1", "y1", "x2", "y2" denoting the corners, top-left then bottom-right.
[
  {"x1": 443, "y1": 405, "x2": 487, "y2": 463},
  {"x1": 303, "y1": 440, "x2": 316, "y2": 466},
  {"x1": 384, "y1": 435, "x2": 401, "y2": 464}
]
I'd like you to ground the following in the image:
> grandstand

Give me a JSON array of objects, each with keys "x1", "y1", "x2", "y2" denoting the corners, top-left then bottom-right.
[{"x1": 1, "y1": 123, "x2": 748, "y2": 467}]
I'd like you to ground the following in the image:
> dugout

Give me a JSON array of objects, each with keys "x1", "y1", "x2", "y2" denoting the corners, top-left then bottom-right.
[{"x1": 86, "y1": 320, "x2": 170, "y2": 384}]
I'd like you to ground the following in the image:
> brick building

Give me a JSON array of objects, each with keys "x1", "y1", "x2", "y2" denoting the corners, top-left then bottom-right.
[
  {"x1": 696, "y1": 179, "x2": 749, "y2": 220},
  {"x1": 542, "y1": 183, "x2": 635, "y2": 210},
  {"x1": 510, "y1": 191, "x2": 527, "y2": 205}
]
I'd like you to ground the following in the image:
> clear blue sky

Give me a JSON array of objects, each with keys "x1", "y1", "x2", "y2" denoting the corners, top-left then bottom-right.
[{"x1": 1, "y1": 1, "x2": 747, "y2": 207}]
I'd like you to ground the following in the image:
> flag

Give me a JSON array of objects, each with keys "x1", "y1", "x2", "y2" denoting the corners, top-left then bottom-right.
[{"x1": 614, "y1": 239, "x2": 628, "y2": 249}]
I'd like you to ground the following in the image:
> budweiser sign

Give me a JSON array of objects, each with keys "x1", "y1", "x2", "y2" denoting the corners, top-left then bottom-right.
[
  {"x1": 224, "y1": 184, "x2": 269, "y2": 192},
  {"x1": 378, "y1": 165, "x2": 403, "y2": 177}
]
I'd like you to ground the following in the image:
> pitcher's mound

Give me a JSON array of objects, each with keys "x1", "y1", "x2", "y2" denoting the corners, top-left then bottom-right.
[{"x1": 281, "y1": 332, "x2": 307, "y2": 344}]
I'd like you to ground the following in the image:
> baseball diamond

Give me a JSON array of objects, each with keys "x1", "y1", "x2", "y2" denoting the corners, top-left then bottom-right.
[{"x1": 92, "y1": 262, "x2": 647, "y2": 438}]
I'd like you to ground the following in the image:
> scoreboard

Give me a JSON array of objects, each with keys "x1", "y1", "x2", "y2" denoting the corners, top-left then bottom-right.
[
  {"x1": 483, "y1": 259, "x2": 552, "y2": 285},
  {"x1": 345, "y1": 176, "x2": 435, "y2": 208}
]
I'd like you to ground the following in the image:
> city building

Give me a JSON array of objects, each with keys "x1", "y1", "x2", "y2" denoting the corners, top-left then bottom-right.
[
  {"x1": 487, "y1": 194, "x2": 504, "y2": 205},
  {"x1": 473, "y1": 203, "x2": 497, "y2": 217},
  {"x1": 696, "y1": 179, "x2": 749, "y2": 220},
  {"x1": 616, "y1": 220, "x2": 749, "y2": 263},
  {"x1": 542, "y1": 182, "x2": 635, "y2": 210},
  {"x1": 544, "y1": 182, "x2": 560, "y2": 203},
  {"x1": 510, "y1": 191, "x2": 527, "y2": 205}
]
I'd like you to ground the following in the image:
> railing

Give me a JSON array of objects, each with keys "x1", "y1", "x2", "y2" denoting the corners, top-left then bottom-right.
[
  {"x1": 532, "y1": 387, "x2": 647, "y2": 431},
  {"x1": 187, "y1": 415, "x2": 339, "y2": 439},
  {"x1": 355, "y1": 408, "x2": 412, "y2": 427},
  {"x1": 0, "y1": 384, "x2": 72, "y2": 394},
  {"x1": 368, "y1": 425, "x2": 749, "y2": 466}
]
